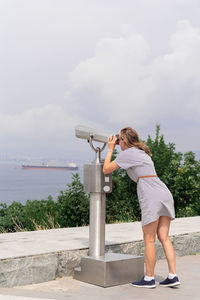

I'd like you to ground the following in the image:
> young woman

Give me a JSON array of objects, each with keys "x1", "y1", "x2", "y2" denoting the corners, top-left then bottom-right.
[{"x1": 103, "y1": 126, "x2": 180, "y2": 288}]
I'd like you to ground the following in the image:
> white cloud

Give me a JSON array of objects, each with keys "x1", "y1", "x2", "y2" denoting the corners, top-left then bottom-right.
[
  {"x1": 67, "y1": 20, "x2": 200, "y2": 132},
  {"x1": 1, "y1": 19, "x2": 200, "y2": 156},
  {"x1": 67, "y1": 34, "x2": 154, "y2": 126},
  {"x1": 0, "y1": 104, "x2": 79, "y2": 144},
  {"x1": 150, "y1": 20, "x2": 200, "y2": 122}
]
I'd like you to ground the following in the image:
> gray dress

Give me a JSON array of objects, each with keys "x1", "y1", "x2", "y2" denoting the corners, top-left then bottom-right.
[{"x1": 115, "y1": 147, "x2": 175, "y2": 226}]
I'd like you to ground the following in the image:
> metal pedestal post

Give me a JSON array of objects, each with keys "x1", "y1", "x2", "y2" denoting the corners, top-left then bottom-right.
[
  {"x1": 89, "y1": 192, "x2": 105, "y2": 257},
  {"x1": 74, "y1": 138, "x2": 144, "y2": 287}
]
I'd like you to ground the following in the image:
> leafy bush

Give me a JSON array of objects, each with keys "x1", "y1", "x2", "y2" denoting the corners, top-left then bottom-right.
[
  {"x1": 0, "y1": 196, "x2": 60, "y2": 232},
  {"x1": 0, "y1": 202, "x2": 26, "y2": 232},
  {"x1": 57, "y1": 173, "x2": 89, "y2": 227}
]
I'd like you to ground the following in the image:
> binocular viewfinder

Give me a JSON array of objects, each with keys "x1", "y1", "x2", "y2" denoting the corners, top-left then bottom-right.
[
  {"x1": 75, "y1": 125, "x2": 120, "y2": 146},
  {"x1": 115, "y1": 134, "x2": 120, "y2": 145}
]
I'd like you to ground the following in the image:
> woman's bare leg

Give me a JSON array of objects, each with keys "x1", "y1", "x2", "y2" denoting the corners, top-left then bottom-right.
[
  {"x1": 142, "y1": 219, "x2": 159, "y2": 277},
  {"x1": 157, "y1": 216, "x2": 176, "y2": 274}
]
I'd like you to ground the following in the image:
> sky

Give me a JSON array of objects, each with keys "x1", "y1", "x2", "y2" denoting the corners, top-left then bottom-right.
[{"x1": 0, "y1": 0, "x2": 200, "y2": 162}]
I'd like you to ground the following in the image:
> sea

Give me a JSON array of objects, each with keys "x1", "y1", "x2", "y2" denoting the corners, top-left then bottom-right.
[
  {"x1": 0, "y1": 161, "x2": 83, "y2": 206},
  {"x1": 0, "y1": 150, "x2": 199, "y2": 206}
]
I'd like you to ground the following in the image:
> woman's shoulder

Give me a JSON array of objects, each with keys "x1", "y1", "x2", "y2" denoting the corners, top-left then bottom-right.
[
  {"x1": 125, "y1": 147, "x2": 152, "y2": 161},
  {"x1": 118, "y1": 147, "x2": 138, "y2": 155},
  {"x1": 115, "y1": 146, "x2": 143, "y2": 168},
  {"x1": 117, "y1": 146, "x2": 142, "y2": 159},
  {"x1": 126, "y1": 146, "x2": 143, "y2": 154}
]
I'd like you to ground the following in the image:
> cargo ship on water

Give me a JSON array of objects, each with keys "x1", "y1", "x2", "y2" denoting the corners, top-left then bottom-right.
[{"x1": 22, "y1": 162, "x2": 78, "y2": 171}]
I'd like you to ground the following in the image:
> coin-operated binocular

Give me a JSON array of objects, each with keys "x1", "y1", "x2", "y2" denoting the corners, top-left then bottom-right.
[{"x1": 74, "y1": 125, "x2": 144, "y2": 287}]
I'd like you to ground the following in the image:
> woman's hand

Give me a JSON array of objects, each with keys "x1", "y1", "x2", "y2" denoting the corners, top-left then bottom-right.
[{"x1": 108, "y1": 135, "x2": 117, "y2": 151}]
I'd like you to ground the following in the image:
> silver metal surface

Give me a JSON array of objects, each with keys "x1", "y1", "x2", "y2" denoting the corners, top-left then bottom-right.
[
  {"x1": 74, "y1": 253, "x2": 144, "y2": 287},
  {"x1": 84, "y1": 163, "x2": 102, "y2": 193},
  {"x1": 88, "y1": 137, "x2": 106, "y2": 161},
  {"x1": 84, "y1": 163, "x2": 112, "y2": 193},
  {"x1": 75, "y1": 125, "x2": 110, "y2": 143},
  {"x1": 89, "y1": 192, "x2": 106, "y2": 257}
]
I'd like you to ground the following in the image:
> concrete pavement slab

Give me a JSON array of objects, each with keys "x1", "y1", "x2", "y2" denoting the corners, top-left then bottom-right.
[{"x1": 0, "y1": 254, "x2": 200, "y2": 300}]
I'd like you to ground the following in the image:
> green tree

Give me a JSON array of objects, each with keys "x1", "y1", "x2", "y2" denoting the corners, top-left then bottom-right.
[
  {"x1": 174, "y1": 152, "x2": 200, "y2": 216},
  {"x1": 57, "y1": 173, "x2": 89, "y2": 227},
  {"x1": 147, "y1": 124, "x2": 181, "y2": 179}
]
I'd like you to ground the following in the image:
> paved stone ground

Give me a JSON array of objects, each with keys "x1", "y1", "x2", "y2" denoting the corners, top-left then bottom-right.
[{"x1": 0, "y1": 253, "x2": 199, "y2": 300}]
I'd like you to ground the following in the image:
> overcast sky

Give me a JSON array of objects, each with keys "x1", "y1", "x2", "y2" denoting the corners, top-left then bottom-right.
[{"x1": 1, "y1": 0, "x2": 200, "y2": 161}]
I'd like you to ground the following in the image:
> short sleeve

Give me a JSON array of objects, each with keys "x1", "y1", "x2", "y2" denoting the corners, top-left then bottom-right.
[{"x1": 114, "y1": 148, "x2": 142, "y2": 170}]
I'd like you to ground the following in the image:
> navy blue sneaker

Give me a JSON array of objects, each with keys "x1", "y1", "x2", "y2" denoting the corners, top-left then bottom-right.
[
  {"x1": 159, "y1": 276, "x2": 180, "y2": 287},
  {"x1": 131, "y1": 277, "x2": 156, "y2": 288}
]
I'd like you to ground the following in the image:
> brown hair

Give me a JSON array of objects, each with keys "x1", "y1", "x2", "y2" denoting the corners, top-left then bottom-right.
[{"x1": 120, "y1": 127, "x2": 152, "y2": 157}]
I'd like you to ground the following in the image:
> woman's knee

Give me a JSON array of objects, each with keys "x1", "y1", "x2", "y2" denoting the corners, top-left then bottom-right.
[
  {"x1": 142, "y1": 220, "x2": 159, "y2": 244},
  {"x1": 143, "y1": 233, "x2": 156, "y2": 244},
  {"x1": 157, "y1": 216, "x2": 171, "y2": 243},
  {"x1": 157, "y1": 233, "x2": 169, "y2": 244}
]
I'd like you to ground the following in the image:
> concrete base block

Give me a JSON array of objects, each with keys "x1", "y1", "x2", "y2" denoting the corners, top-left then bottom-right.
[{"x1": 74, "y1": 253, "x2": 144, "y2": 287}]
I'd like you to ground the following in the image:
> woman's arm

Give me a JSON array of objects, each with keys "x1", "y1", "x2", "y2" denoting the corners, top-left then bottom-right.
[{"x1": 103, "y1": 135, "x2": 119, "y2": 174}]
